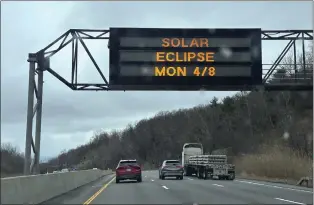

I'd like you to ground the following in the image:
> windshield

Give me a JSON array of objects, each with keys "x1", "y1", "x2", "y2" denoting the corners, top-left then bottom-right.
[
  {"x1": 184, "y1": 144, "x2": 203, "y2": 149},
  {"x1": 5, "y1": 2, "x2": 312, "y2": 205},
  {"x1": 119, "y1": 161, "x2": 138, "y2": 166},
  {"x1": 165, "y1": 160, "x2": 180, "y2": 165}
]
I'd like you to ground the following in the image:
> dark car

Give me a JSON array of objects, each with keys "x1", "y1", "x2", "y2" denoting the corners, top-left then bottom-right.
[
  {"x1": 159, "y1": 160, "x2": 184, "y2": 180},
  {"x1": 115, "y1": 159, "x2": 142, "y2": 183}
]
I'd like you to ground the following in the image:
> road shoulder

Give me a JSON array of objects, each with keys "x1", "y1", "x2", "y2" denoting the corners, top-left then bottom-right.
[{"x1": 41, "y1": 174, "x2": 115, "y2": 204}]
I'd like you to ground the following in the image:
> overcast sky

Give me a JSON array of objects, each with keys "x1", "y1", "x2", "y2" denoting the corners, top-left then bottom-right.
[{"x1": 1, "y1": 1, "x2": 312, "y2": 160}]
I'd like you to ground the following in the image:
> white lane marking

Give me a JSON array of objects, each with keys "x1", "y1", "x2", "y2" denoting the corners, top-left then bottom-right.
[
  {"x1": 212, "y1": 184, "x2": 224, "y2": 187},
  {"x1": 162, "y1": 185, "x2": 169, "y2": 190},
  {"x1": 187, "y1": 178, "x2": 194, "y2": 180},
  {"x1": 275, "y1": 198, "x2": 305, "y2": 205},
  {"x1": 235, "y1": 180, "x2": 313, "y2": 193},
  {"x1": 144, "y1": 176, "x2": 147, "y2": 178},
  {"x1": 151, "y1": 179, "x2": 154, "y2": 182}
]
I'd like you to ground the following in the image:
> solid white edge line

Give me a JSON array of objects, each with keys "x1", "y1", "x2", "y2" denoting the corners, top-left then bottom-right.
[
  {"x1": 275, "y1": 197, "x2": 305, "y2": 205},
  {"x1": 235, "y1": 180, "x2": 313, "y2": 193}
]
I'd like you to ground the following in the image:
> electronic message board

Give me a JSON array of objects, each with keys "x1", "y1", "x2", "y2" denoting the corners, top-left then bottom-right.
[{"x1": 109, "y1": 27, "x2": 262, "y2": 90}]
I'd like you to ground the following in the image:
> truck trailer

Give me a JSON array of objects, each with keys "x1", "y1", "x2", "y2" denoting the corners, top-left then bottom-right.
[{"x1": 181, "y1": 143, "x2": 235, "y2": 180}]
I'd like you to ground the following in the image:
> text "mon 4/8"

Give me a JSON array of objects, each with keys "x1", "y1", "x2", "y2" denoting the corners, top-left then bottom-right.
[{"x1": 154, "y1": 66, "x2": 216, "y2": 77}]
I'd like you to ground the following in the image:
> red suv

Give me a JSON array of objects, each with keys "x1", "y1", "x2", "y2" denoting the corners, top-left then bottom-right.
[{"x1": 116, "y1": 159, "x2": 142, "y2": 183}]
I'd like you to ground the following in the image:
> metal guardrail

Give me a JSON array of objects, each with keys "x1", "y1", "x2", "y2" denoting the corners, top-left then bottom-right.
[{"x1": 297, "y1": 177, "x2": 313, "y2": 188}]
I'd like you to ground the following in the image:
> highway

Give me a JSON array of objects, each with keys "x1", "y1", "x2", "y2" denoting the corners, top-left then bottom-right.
[{"x1": 43, "y1": 170, "x2": 313, "y2": 205}]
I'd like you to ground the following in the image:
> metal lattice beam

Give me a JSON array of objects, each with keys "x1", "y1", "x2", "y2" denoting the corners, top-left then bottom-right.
[
  {"x1": 35, "y1": 29, "x2": 313, "y2": 92},
  {"x1": 261, "y1": 30, "x2": 313, "y2": 90},
  {"x1": 261, "y1": 30, "x2": 313, "y2": 40}
]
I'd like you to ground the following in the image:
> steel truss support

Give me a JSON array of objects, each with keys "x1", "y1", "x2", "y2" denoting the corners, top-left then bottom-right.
[
  {"x1": 35, "y1": 29, "x2": 313, "y2": 92},
  {"x1": 24, "y1": 52, "x2": 48, "y2": 175},
  {"x1": 41, "y1": 29, "x2": 110, "y2": 91},
  {"x1": 261, "y1": 30, "x2": 313, "y2": 91},
  {"x1": 23, "y1": 29, "x2": 313, "y2": 174}
]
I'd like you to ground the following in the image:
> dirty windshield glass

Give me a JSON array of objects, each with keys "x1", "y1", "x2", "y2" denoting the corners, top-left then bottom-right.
[
  {"x1": 165, "y1": 160, "x2": 180, "y2": 165},
  {"x1": 2, "y1": 1, "x2": 312, "y2": 205},
  {"x1": 119, "y1": 161, "x2": 138, "y2": 166}
]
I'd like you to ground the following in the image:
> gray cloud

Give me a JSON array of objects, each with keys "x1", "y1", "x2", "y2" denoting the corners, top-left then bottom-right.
[{"x1": 1, "y1": 1, "x2": 312, "y2": 158}]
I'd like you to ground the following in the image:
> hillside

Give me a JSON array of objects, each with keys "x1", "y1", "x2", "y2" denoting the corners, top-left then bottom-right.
[
  {"x1": 2, "y1": 48, "x2": 313, "y2": 181},
  {"x1": 46, "y1": 90, "x2": 312, "y2": 178},
  {"x1": 44, "y1": 48, "x2": 313, "y2": 181}
]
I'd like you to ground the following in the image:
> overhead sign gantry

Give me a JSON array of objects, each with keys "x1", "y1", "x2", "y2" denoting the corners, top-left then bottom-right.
[{"x1": 23, "y1": 28, "x2": 313, "y2": 175}]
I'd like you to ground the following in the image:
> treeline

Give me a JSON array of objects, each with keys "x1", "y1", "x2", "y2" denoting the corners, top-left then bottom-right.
[
  {"x1": 1, "y1": 143, "x2": 24, "y2": 177},
  {"x1": 2, "y1": 47, "x2": 313, "y2": 180}
]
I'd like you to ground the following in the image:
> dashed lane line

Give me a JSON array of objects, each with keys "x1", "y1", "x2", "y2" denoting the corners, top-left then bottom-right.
[
  {"x1": 162, "y1": 185, "x2": 169, "y2": 190},
  {"x1": 212, "y1": 184, "x2": 224, "y2": 187}
]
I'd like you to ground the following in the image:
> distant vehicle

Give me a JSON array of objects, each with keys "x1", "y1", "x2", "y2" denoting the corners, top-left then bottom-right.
[
  {"x1": 61, "y1": 168, "x2": 69, "y2": 172},
  {"x1": 53, "y1": 171, "x2": 59, "y2": 173},
  {"x1": 159, "y1": 160, "x2": 184, "y2": 180},
  {"x1": 93, "y1": 168, "x2": 98, "y2": 170},
  {"x1": 115, "y1": 159, "x2": 142, "y2": 183},
  {"x1": 182, "y1": 143, "x2": 235, "y2": 180}
]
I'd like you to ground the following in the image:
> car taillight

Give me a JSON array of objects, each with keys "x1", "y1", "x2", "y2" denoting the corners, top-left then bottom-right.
[
  {"x1": 116, "y1": 167, "x2": 124, "y2": 172},
  {"x1": 176, "y1": 165, "x2": 183, "y2": 169}
]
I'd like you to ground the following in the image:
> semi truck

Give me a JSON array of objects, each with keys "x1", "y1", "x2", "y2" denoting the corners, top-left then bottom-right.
[{"x1": 181, "y1": 143, "x2": 235, "y2": 180}]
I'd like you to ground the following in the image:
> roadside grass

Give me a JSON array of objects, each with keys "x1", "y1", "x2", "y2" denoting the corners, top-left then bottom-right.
[{"x1": 234, "y1": 144, "x2": 313, "y2": 184}]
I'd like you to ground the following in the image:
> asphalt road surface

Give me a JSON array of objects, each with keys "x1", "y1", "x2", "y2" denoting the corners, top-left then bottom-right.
[{"x1": 44, "y1": 170, "x2": 313, "y2": 204}]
